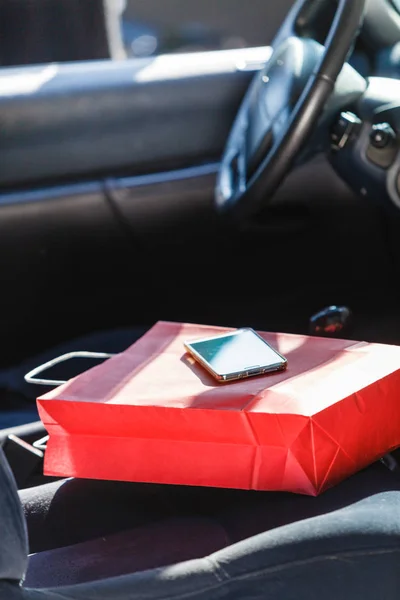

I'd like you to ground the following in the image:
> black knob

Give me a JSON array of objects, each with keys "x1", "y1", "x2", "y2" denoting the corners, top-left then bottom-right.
[
  {"x1": 370, "y1": 123, "x2": 396, "y2": 149},
  {"x1": 309, "y1": 306, "x2": 352, "y2": 338}
]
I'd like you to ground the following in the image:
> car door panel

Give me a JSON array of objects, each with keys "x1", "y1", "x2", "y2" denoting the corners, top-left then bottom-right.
[
  {"x1": 0, "y1": 48, "x2": 270, "y2": 188},
  {"x1": 0, "y1": 182, "x2": 138, "y2": 365},
  {"x1": 106, "y1": 155, "x2": 395, "y2": 334},
  {"x1": 0, "y1": 47, "x2": 396, "y2": 367},
  {"x1": 0, "y1": 48, "x2": 267, "y2": 363}
]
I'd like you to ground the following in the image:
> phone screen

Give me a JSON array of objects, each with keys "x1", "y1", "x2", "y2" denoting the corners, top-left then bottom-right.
[{"x1": 185, "y1": 329, "x2": 286, "y2": 379}]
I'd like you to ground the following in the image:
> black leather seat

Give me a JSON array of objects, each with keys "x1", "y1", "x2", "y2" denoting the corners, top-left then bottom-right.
[
  {"x1": 25, "y1": 516, "x2": 230, "y2": 587},
  {"x1": 2, "y1": 445, "x2": 400, "y2": 600}
]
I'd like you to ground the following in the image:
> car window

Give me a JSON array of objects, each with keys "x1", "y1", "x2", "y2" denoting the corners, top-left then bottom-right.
[
  {"x1": 0, "y1": 0, "x2": 291, "y2": 67},
  {"x1": 122, "y1": 0, "x2": 290, "y2": 58}
]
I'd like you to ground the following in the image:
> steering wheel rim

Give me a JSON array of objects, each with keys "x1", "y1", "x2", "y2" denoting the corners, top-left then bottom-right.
[{"x1": 215, "y1": 0, "x2": 366, "y2": 221}]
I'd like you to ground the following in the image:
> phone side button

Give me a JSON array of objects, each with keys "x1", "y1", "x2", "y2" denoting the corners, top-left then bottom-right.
[{"x1": 247, "y1": 368, "x2": 260, "y2": 376}]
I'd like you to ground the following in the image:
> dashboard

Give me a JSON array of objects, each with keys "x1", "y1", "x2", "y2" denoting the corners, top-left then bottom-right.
[
  {"x1": 296, "y1": 0, "x2": 400, "y2": 79},
  {"x1": 362, "y1": 0, "x2": 400, "y2": 77},
  {"x1": 320, "y1": 1, "x2": 400, "y2": 223}
]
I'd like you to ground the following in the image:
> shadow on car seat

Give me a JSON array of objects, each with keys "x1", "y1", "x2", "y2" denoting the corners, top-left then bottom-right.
[{"x1": 25, "y1": 516, "x2": 230, "y2": 588}]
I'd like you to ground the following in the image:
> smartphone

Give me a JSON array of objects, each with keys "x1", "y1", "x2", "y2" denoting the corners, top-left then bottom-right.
[{"x1": 184, "y1": 328, "x2": 287, "y2": 383}]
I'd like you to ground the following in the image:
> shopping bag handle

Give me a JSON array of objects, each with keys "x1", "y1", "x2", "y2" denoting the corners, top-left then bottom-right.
[{"x1": 24, "y1": 351, "x2": 115, "y2": 387}]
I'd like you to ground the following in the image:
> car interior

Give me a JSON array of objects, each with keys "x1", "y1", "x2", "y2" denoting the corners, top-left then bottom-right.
[{"x1": 2, "y1": 0, "x2": 400, "y2": 593}]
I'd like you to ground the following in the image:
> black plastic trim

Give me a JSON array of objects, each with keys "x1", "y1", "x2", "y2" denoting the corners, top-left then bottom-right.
[{"x1": 0, "y1": 163, "x2": 219, "y2": 207}]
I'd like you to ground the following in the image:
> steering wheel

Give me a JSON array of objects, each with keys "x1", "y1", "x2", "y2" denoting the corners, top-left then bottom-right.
[{"x1": 215, "y1": 0, "x2": 366, "y2": 221}]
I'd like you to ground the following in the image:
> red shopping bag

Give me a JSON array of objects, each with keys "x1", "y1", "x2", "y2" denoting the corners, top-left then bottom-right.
[{"x1": 37, "y1": 321, "x2": 400, "y2": 496}]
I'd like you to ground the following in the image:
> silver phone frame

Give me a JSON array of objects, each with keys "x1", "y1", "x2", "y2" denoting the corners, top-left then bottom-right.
[{"x1": 184, "y1": 328, "x2": 287, "y2": 383}]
